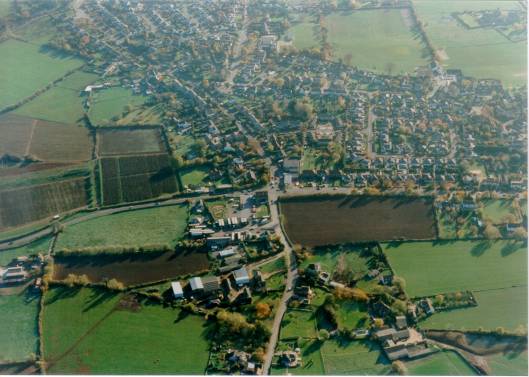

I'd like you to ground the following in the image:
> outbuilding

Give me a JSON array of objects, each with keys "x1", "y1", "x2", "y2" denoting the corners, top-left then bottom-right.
[{"x1": 171, "y1": 281, "x2": 184, "y2": 299}]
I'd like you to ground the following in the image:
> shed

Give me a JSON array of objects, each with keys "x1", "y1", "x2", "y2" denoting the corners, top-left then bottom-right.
[
  {"x1": 171, "y1": 282, "x2": 184, "y2": 299},
  {"x1": 189, "y1": 277, "x2": 204, "y2": 291},
  {"x1": 233, "y1": 267, "x2": 250, "y2": 286}
]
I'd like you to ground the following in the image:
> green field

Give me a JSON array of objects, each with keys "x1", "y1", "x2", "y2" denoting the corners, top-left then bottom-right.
[
  {"x1": 43, "y1": 286, "x2": 209, "y2": 374},
  {"x1": 481, "y1": 199, "x2": 521, "y2": 224},
  {"x1": 280, "y1": 309, "x2": 317, "y2": 339},
  {"x1": 0, "y1": 39, "x2": 84, "y2": 109},
  {"x1": 405, "y1": 350, "x2": 477, "y2": 375},
  {"x1": 55, "y1": 204, "x2": 188, "y2": 250},
  {"x1": 0, "y1": 0, "x2": 10, "y2": 18},
  {"x1": 486, "y1": 350, "x2": 528, "y2": 376},
  {"x1": 88, "y1": 87, "x2": 147, "y2": 126},
  {"x1": 0, "y1": 288, "x2": 40, "y2": 362},
  {"x1": 383, "y1": 240, "x2": 527, "y2": 297},
  {"x1": 0, "y1": 236, "x2": 51, "y2": 266},
  {"x1": 419, "y1": 286, "x2": 527, "y2": 332},
  {"x1": 271, "y1": 338, "x2": 325, "y2": 375},
  {"x1": 335, "y1": 300, "x2": 368, "y2": 330},
  {"x1": 413, "y1": 0, "x2": 527, "y2": 87},
  {"x1": 180, "y1": 166, "x2": 209, "y2": 188},
  {"x1": 320, "y1": 339, "x2": 390, "y2": 375},
  {"x1": 288, "y1": 9, "x2": 427, "y2": 74},
  {"x1": 299, "y1": 246, "x2": 370, "y2": 276},
  {"x1": 14, "y1": 72, "x2": 98, "y2": 124},
  {"x1": 258, "y1": 256, "x2": 286, "y2": 274}
]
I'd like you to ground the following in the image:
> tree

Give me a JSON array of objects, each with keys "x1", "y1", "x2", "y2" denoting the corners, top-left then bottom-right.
[
  {"x1": 373, "y1": 318, "x2": 384, "y2": 328},
  {"x1": 391, "y1": 299, "x2": 407, "y2": 315},
  {"x1": 318, "y1": 329, "x2": 330, "y2": 340},
  {"x1": 484, "y1": 224, "x2": 501, "y2": 239},
  {"x1": 333, "y1": 286, "x2": 369, "y2": 302},
  {"x1": 255, "y1": 302, "x2": 271, "y2": 319},
  {"x1": 513, "y1": 227, "x2": 527, "y2": 241},
  {"x1": 107, "y1": 278, "x2": 125, "y2": 291},
  {"x1": 393, "y1": 276, "x2": 406, "y2": 293},
  {"x1": 392, "y1": 360, "x2": 408, "y2": 375}
]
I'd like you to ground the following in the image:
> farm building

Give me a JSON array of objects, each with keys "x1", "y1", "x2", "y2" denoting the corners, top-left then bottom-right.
[
  {"x1": 233, "y1": 267, "x2": 250, "y2": 286},
  {"x1": 171, "y1": 282, "x2": 184, "y2": 299},
  {"x1": 219, "y1": 246, "x2": 237, "y2": 258},
  {"x1": 189, "y1": 277, "x2": 204, "y2": 292},
  {"x1": 1, "y1": 266, "x2": 28, "y2": 284}
]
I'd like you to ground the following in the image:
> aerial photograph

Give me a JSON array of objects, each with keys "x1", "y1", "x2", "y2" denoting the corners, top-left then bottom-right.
[{"x1": 0, "y1": 0, "x2": 526, "y2": 375}]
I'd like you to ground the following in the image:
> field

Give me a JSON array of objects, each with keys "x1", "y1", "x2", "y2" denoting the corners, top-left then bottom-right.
[
  {"x1": 405, "y1": 350, "x2": 477, "y2": 375},
  {"x1": 116, "y1": 104, "x2": 163, "y2": 126},
  {"x1": 0, "y1": 114, "x2": 92, "y2": 162},
  {"x1": 0, "y1": 39, "x2": 84, "y2": 109},
  {"x1": 97, "y1": 128, "x2": 165, "y2": 156},
  {"x1": 14, "y1": 71, "x2": 98, "y2": 124},
  {"x1": 55, "y1": 204, "x2": 188, "y2": 250},
  {"x1": 54, "y1": 250, "x2": 209, "y2": 285},
  {"x1": 383, "y1": 240, "x2": 527, "y2": 297},
  {"x1": 0, "y1": 288, "x2": 40, "y2": 362},
  {"x1": 180, "y1": 165, "x2": 209, "y2": 188},
  {"x1": 298, "y1": 244, "x2": 370, "y2": 275},
  {"x1": 280, "y1": 309, "x2": 318, "y2": 339},
  {"x1": 257, "y1": 256, "x2": 286, "y2": 274},
  {"x1": 486, "y1": 350, "x2": 528, "y2": 376},
  {"x1": 0, "y1": 178, "x2": 88, "y2": 230},
  {"x1": 0, "y1": 236, "x2": 52, "y2": 266},
  {"x1": 280, "y1": 195, "x2": 435, "y2": 247},
  {"x1": 335, "y1": 301, "x2": 368, "y2": 330},
  {"x1": 205, "y1": 199, "x2": 228, "y2": 220},
  {"x1": 287, "y1": 9, "x2": 427, "y2": 74},
  {"x1": 320, "y1": 339, "x2": 390, "y2": 375},
  {"x1": 413, "y1": 0, "x2": 527, "y2": 87},
  {"x1": 271, "y1": 339, "x2": 325, "y2": 375},
  {"x1": 419, "y1": 286, "x2": 527, "y2": 332},
  {"x1": 88, "y1": 87, "x2": 148, "y2": 126},
  {"x1": 99, "y1": 154, "x2": 178, "y2": 205},
  {"x1": 42, "y1": 287, "x2": 210, "y2": 374},
  {"x1": 481, "y1": 199, "x2": 521, "y2": 224}
]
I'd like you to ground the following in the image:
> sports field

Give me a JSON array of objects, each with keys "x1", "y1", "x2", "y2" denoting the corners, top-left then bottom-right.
[
  {"x1": 413, "y1": 0, "x2": 527, "y2": 87},
  {"x1": 288, "y1": 9, "x2": 427, "y2": 74},
  {"x1": 0, "y1": 288, "x2": 40, "y2": 362},
  {"x1": 14, "y1": 72, "x2": 98, "y2": 124},
  {"x1": 42, "y1": 287, "x2": 210, "y2": 374},
  {"x1": 383, "y1": 240, "x2": 527, "y2": 297},
  {"x1": 405, "y1": 350, "x2": 477, "y2": 375},
  {"x1": 420, "y1": 286, "x2": 527, "y2": 332},
  {"x1": 88, "y1": 87, "x2": 147, "y2": 126},
  {"x1": 55, "y1": 204, "x2": 188, "y2": 250},
  {"x1": 0, "y1": 39, "x2": 84, "y2": 108}
]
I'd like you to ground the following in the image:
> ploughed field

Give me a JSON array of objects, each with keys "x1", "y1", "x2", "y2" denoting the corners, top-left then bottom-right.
[
  {"x1": 53, "y1": 250, "x2": 209, "y2": 285},
  {"x1": 280, "y1": 195, "x2": 435, "y2": 246}
]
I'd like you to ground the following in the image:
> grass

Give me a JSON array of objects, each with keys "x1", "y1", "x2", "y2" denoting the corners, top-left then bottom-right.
[
  {"x1": 180, "y1": 166, "x2": 209, "y2": 187},
  {"x1": 299, "y1": 245, "x2": 370, "y2": 276},
  {"x1": 280, "y1": 309, "x2": 317, "y2": 339},
  {"x1": 14, "y1": 72, "x2": 98, "y2": 124},
  {"x1": 55, "y1": 204, "x2": 188, "y2": 250},
  {"x1": 486, "y1": 350, "x2": 528, "y2": 376},
  {"x1": 267, "y1": 273, "x2": 286, "y2": 291},
  {"x1": 42, "y1": 286, "x2": 210, "y2": 374},
  {"x1": 116, "y1": 104, "x2": 162, "y2": 126},
  {"x1": 258, "y1": 256, "x2": 286, "y2": 274},
  {"x1": 383, "y1": 240, "x2": 527, "y2": 297},
  {"x1": 405, "y1": 350, "x2": 477, "y2": 375},
  {"x1": 0, "y1": 0, "x2": 10, "y2": 18},
  {"x1": 335, "y1": 300, "x2": 368, "y2": 330},
  {"x1": 320, "y1": 338, "x2": 390, "y2": 375},
  {"x1": 88, "y1": 87, "x2": 147, "y2": 126},
  {"x1": 0, "y1": 39, "x2": 84, "y2": 109},
  {"x1": 481, "y1": 199, "x2": 521, "y2": 224},
  {"x1": 205, "y1": 199, "x2": 227, "y2": 220},
  {"x1": 0, "y1": 288, "x2": 40, "y2": 362},
  {"x1": 255, "y1": 204, "x2": 270, "y2": 218},
  {"x1": 0, "y1": 236, "x2": 52, "y2": 266},
  {"x1": 413, "y1": 0, "x2": 527, "y2": 87},
  {"x1": 172, "y1": 134, "x2": 196, "y2": 157},
  {"x1": 271, "y1": 338, "x2": 325, "y2": 375},
  {"x1": 288, "y1": 9, "x2": 427, "y2": 74},
  {"x1": 419, "y1": 286, "x2": 527, "y2": 332}
]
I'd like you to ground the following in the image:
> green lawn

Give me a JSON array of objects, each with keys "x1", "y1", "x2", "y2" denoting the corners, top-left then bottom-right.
[
  {"x1": 88, "y1": 87, "x2": 147, "y2": 126},
  {"x1": 255, "y1": 204, "x2": 270, "y2": 218},
  {"x1": 55, "y1": 204, "x2": 188, "y2": 250},
  {"x1": 419, "y1": 286, "x2": 527, "y2": 332},
  {"x1": 14, "y1": 72, "x2": 98, "y2": 124},
  {"x1": 258, "y1": 256, "x2": 286, "y2": 274},
  {"x1": 289, "y1": 9, "x2": 427, "y2": 74},
  {"x1": 383, "y1": 240, "x2": 527, "y2": 297},
  {"x1": 413, "y1": 0, "x2": 527, "y2": 87},
  {"x1": 299, "y1": 245, "x2": 370, "y2": 276},
  {"x1": 280, "y1": 309, "x2": 317, "y2": 339},
  {"x1": 486, "y1": 350, "x2": 528, "y2": 376},
  {"x1": 180, "y1": 166, "x2": 209, "y2": 187},
  {"x1": 320, "y1": 339, "x2": 390, "y2": 375},
  {"x1": 266, "y1": 273, "x2": 286, "y2": 291},
  {"x1": 0, "y1": 236, "x2": 51, "y2": 266},
  {"x1": 335, "y1": 300, "x2": 368, "y2": 330},
  {"x1": 43, "y1": 286, "x2": 209, "y2": 374},
  {"x1": 0, "y1": 288, "x2": 40, "y2": 362},
  {"x1": 405, "y1": 350, "x2": 477, "y2": 375},
  {"x1": 481, "y1": 199, "x2": 521, "y2": 224},
  {"x1": 0, "y1": 39, "x2": 84, "y2": 109}
]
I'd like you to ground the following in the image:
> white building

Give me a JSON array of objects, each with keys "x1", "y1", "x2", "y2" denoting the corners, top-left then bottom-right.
[{"x1": 171, "y1": 281, "x2": 184, "y2": 299}]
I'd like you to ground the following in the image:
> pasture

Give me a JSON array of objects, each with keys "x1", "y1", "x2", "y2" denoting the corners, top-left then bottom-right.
[
  {"x1": 42, "y1": 287, "x2": 210, "y2": 374},
  {"x1": 280, "y1": 195, "x2": 435, "y2": 247},
  {"x1": 54, "y1": 250, "x2": 209, "y2": 285},
  {"x1": 0, "y1": 178, "x2": 88, "y2": 230},
  {"x1": 383, "y1": 240, "x2": 527, "y2": 297},
  {"x1": 0, "y1": 39, "x2": 84, "y2": 109},
  {"x1": 0, "y1": 288, "x2": 40, "y2": 362},
  {"x1": 14, "y1": 71, "x2": 98, "y2": 124},
  {"x1": 419, "y1": 286, "x2": 527, "y2": 332},
  {"x1": 335, "y1": 301, "x2": 368, "y2": 330},
  {"x1": 0, "y1": 236, "x2": 52, "y2": 266},
  {"x1": 298, "y1": 244, "x2": 370, "y2": 275},
  {"x1": 99, "y1": 154, "x2": 178, "y2": 205},
  {"x1": 88, "y1": 87, "x2": 148, "y2": 126},
  {"x1": 55, "y1": 204, "x2": 188, "y2": 250},
  {"x1": 180, "y1": 165, "x2": 209, "y2": 188},
  {"x1": 97, "y1": 128, "x2": 165, "y2": 156},
  {"x1": 320, "y1": 339, "x2": 390, "y2": 375},
  {"x1": 413, "y1": 0, "x2": 526, "y2": 87},
  {"x1": 405, "y1": 350, "x2": 477, "y2": 375},
  {"x1": 280, "y1": 309, "x2": 317, "y2": 339},
  {"x1": 287, "y1": 9, "x2": 427, "y2": 74},
  {"x1": 486, "y1": 350, "x2": 528, "y2": 376}
]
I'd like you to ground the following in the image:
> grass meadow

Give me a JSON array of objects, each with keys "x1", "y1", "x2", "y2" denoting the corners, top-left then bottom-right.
[
  {"x1": 88, "y1": 87, "x2": 147, "y2": 126},
  {"x1": 405, "y1": 350, "x2": 477, "y2": 375}
]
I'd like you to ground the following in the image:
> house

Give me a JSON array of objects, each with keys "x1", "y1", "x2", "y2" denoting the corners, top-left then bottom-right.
[
  {"x1": 279, "y1": 350, "x2": 301, "y2": 368},
  {"x1": 233, "y1": 267, "x2": 250, "y2": 286},
  {"x1": 252, "y1": 270, "x2": 267, "y2": 292},
  {"x1": 219, "y1": 246, "x2": 237, "y2": 258},
  {"x1": 283, "y1": 158, "x2": 300, "y2": 175},
  {"x1": 395, "y1": 315, "x2": 407, "y2": 330},
  {"x1": 202, "y1": 276, "x2": 221, "y2": 294},
  {"x1": 171, "y1": 281, "x2": 184, "y2": 299}
]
